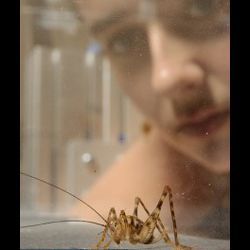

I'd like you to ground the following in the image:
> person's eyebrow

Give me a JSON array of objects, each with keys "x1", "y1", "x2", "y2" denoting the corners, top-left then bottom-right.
[{"x1": 89, "y1": 9, "x2": 137, "y2": 34}]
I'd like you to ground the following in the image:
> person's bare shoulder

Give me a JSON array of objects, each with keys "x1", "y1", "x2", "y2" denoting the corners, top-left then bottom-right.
[{"x1": 69, "y1": 130, "x2": 170, "y2": 222}]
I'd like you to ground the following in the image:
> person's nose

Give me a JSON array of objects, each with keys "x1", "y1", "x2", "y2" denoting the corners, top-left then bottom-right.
[{"x1": 148, "y1": 23, "x2": 206, "y2": 97}]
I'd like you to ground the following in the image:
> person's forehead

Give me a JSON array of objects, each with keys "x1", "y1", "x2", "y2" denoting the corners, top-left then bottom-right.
[
  {"x1": 74, "y1": 0, "x2": 182, "y2": 34},
  {"x1": 75, "y1": 0, "x2": 140, "y2": 22}
]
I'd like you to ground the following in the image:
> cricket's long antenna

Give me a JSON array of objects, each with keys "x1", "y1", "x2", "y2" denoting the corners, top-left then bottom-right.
[
  {"x1": 21, "y1": 219, "x2": 105, "y2": 228},
  {"x1": 20, "y1": 172, "x2": 108, "y2": 224}
]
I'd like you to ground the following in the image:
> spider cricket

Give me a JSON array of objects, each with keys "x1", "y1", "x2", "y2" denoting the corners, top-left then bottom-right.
[{"x1": 20, "y1": 172, "x2": 192, "y2": 250}]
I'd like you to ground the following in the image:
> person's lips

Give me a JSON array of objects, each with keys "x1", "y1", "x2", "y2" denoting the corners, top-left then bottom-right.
[{"x1": 176, "y1": 108, "x2": 229, "y2": 137}]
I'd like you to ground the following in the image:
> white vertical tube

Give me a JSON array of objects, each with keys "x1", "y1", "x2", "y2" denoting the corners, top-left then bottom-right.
[
  {"x1": 85, "y1": 46, "x2": 96, "y2": 140},
  {"x1": 102, "y1": 58, "x2": 111, "y2": 143},
  {"x1": 24, "y1": 46, "x2": 42, "y2": 210},
  {"x1": 51, "y1": 48, "x2": 62, "y2": 211}
]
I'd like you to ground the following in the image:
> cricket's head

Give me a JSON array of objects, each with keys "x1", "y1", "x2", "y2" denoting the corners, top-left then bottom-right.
[
  {"x1": 107, "y1": 220, "x2": 123, "y2": 244},
  {"x1": 109, "y1": 220, "x2": 121, "y2": 232}
]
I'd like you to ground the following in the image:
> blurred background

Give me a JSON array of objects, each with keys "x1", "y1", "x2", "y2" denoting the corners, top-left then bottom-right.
[{"x1": 20, "y1": 0, "x2": 144, "y2": 215}]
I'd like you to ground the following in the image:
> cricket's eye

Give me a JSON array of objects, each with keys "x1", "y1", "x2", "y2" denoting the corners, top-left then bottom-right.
[{"x1": 111, "y1": 221, "x2": 117, "y2": 227}]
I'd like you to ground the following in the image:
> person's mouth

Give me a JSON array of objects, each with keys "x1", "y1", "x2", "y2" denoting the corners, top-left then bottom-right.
[{"x1": 176, "y1": 108, "x2": 229, "y2": 137}]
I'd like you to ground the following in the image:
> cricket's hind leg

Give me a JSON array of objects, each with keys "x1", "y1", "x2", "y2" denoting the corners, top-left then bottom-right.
[
  {"x1": 135, "y1": 186, "x2": 174, "y2": 244},
  {"x1": 164, "y1": 186, "x2": 192, "y2": 250},
  {"x1": 134, "y1": 186, "x2": 192, "y2": 249},
  {"x1": 133, "y1": 195, "x2": 172, "y2": 244}
]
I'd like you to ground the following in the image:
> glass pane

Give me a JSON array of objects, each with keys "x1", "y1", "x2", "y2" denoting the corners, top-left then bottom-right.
[{"x1": 20, "y1": 1, "x2": 230, "y2": 249}]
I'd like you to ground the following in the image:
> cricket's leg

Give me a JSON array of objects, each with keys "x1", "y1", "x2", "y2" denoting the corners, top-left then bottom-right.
[
  {"x1": 95, "y1": 226, "x2": 108, "y2": 249},
  {"x1": 133, "y1": 196, "x2": 172, "y2": 242},
  {"x1": 103, "y1": 239, "x2": 113, "y2": 249},
  {"x1": 108, "y1": 207, "x2": 118, "y2": 220},
  {"x1": 164, "y1": 185, "x2": 179, "y2": 246},
  {"x1": 95, "y1": 207, "x2": 117, "y2": 249},
  {"x1": 134, "y1": 186, "x2": 191, "y2": 249},
  {"x1": 119, "y1": 210, "x2": 129, "y2": 233},
  {"x1": 165, "y1": 186, "x2": 192, "y2": 250},
  {"x1": 133, "y1": 188, "x2": 172, "y2": 244},
  {"x1": 138, "y1": 186, "x2": 173, "y2": 244}
]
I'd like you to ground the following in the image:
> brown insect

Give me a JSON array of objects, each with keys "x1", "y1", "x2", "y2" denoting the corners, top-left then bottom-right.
[{"x1": 20, "y1": 172, "x2": 192, "y2": 250}]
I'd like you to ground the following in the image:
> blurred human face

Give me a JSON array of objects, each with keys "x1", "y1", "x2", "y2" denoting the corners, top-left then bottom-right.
[{"x1": 77, "y1": 0, "x2": 230, "y2": 173}]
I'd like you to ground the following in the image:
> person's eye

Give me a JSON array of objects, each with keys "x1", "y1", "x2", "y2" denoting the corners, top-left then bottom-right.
[
  {"x1": 106, "y1": 27, "x2": 149, "y2": 57},
  {"x1": 186, "y1": 0, "x2": 229, "y2": 25},
  {"x1": 187, "y1": 0, "x2": 218, "y2": 18},
  {"x1": 165, "y1": 0, "x2": 229, "y2": 39}
]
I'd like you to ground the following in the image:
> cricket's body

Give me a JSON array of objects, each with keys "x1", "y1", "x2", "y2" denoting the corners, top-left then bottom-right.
[
  {"x1": 110, "y1": 214, "x2": 145, "y2": 244},
  {"x1": 96, "y1": 186, "x2": 192, "y2": 249},
  {"x1": 111, "y1": 213, "x2": 160, "y2": 245},
  {"x1": 20, "y1": 172, "x2": 192, "y2": 250}
]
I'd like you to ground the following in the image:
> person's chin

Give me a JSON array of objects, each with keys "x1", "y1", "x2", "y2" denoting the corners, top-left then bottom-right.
[
  {"x1": 192, "y1": 138, "x2": 229, "y2": 174},
  {"x1": 168, "y1": 130, "x2": 230, "y2": 174}
]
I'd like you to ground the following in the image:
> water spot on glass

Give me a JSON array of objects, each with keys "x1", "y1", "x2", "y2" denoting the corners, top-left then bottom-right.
[{"x1": 81, "y1": 152, "x2": 93, "y2": 163}]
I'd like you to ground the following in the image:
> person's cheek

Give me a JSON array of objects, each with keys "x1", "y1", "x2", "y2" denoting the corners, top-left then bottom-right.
[
  {"x1": 196, "y1": 37, "x2": 229, "y2": 107},
  {"x1": 200, "y1": 36, "x2": 229, "y2": 84}
]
